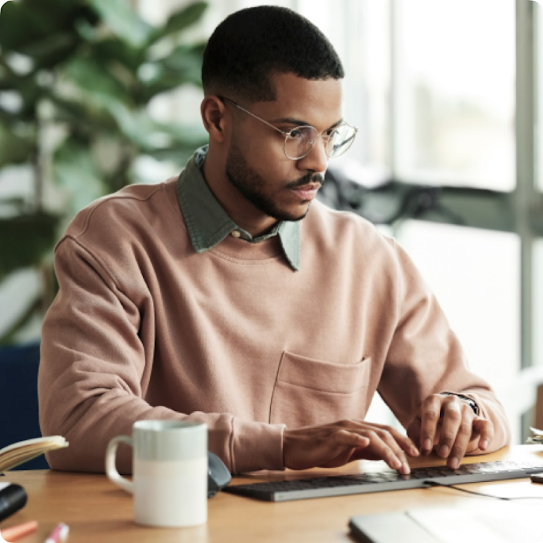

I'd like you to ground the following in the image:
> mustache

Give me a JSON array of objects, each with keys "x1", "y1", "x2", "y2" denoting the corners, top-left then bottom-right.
[{"x1": 286, "y1": 173, "x2": 326, "y2": 189}]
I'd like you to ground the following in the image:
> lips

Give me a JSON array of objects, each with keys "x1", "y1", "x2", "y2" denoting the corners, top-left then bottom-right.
[{"x1": 290, "y1": 183, "x2": 321, "y2": 201}]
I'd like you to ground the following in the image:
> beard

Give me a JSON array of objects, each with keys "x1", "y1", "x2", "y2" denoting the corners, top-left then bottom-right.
[{"x1": 225, "y1": 141, "x2": 324, "y2": 223}]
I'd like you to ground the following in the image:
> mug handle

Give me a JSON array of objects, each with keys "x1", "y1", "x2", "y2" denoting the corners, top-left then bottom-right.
[{"x1": 105, "y1": 435, "x2": 134, "y2": 494}]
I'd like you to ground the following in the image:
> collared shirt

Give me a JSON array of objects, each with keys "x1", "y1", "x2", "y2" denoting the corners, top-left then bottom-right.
[{"x1": 176, "y1": 147, "x2": 301, "y2": 271}]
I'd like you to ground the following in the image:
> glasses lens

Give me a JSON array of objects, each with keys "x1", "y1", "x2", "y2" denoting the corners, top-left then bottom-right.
[
  {"x1": 284, "y1": 126, "x2": 318, "y2": 160},
  {"x1": 327, "y1": 124, "x2": 357, "y2": 158},
  {"x1": 283, "y1": 124, "x2": 358, "y2": 160}
]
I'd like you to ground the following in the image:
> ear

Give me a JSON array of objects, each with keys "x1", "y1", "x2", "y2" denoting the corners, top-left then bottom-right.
[{"x1": 201, "y1": 96, "x2": 228, "y2": 143}]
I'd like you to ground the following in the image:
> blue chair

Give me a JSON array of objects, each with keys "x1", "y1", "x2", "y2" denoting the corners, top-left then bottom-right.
[{"x1": 0, "y1": 341, "x2": 48, "y2": 469}]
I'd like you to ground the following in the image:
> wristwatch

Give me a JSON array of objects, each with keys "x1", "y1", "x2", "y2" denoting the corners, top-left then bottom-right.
[{"x1": 439, "y1": 392, "x2": 480, "y2": 416}]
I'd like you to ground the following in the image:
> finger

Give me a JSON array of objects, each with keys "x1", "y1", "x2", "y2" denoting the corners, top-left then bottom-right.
[
  {"x1": 338, "y1": 424, "x2": 407, "y2": 462},
  {"x1": 432, "y1": 425, "x2": 442, "y2": 447},
  {"x1": 369, "y1": 423, "x2": 419, "y2": 457},
  {"x1": 419, "y1": 395, "x2": 442, "y2": 455},
  {"x1": 407, "y1": 415, "x2": 441, "y2": 454},
  {"x1": 335, "y1": 429, "x2": 371, "y2": 449},
  {"x1": 377, "y1": 430, "x2": 413, "y2": 474},
  {"x1": 406, "y1": 417, "x2": 421, "y2": 446},
  {"x1": 472, "y1": 418, "x2": 494, "y2": 451},
  {"x1": 446, "y1": 410, "x2": 474, "y2": 469},
  {"x1": 359, "y1": 430, "x2": 411, "y2": 474},
  {"x1": 319, "y1": 429, "x2": 374, "y2": 468},
  {"x1": 436, "y1": 399, "x2": 464, "y2": 459},
  {"x1": 349, "y1": 421, "x2": 418, "y2": 472},
  {"x1": 317, "y1": 428, "x2": 371, "y2": 467}
]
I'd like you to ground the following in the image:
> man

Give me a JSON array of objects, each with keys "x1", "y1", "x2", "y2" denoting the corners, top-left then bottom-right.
[{"x1": 38, "y1": 6, "x2": 510, "y2": 475}]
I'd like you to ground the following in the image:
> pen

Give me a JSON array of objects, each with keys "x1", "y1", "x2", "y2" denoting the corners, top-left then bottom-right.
[
  {"x1": 44, "y1": 522, "x2": 69, "y2": 543},
  {"x1": 0, "y1": 520, "x2": 38, "y2": 542}
]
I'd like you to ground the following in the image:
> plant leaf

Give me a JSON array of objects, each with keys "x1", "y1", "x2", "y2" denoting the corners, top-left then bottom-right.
[
  {"x1": 61, "y1": 55, "x2": 132, "y2": 105},
  {"x1": 53, "y1": 140, "x2": 108, "y2": 215},
  {"x1": 0, "y1": 213, "x2": 59, "y2": 280},
  {"x1": 0, "y1": 1, "x2": 51, "y2": 51},
  {"x1": 140, "y1": 43, "x2": 205, "y2": 99},
  {"x1": 147, "y1": 1, "x2": 208, "y2": 45},
  {"x1": 16, "y1": 33, "x2": 78, "y2": 69},
  {"x1": 155, "y1": 121, "x2": 208, "y2": 147},
  {"x1": 0, "y1": 122, "x2": 35, "y2": 166},
  {"x1": 106, "y1": 102, "x2": 164, "y2": 151},
  {"x1": 88, "y1": 0, "x2": 154, "y2": 48},
  {"x1": 89, "y1": 37, "x2": 144, "y2": 74},
  {"x1": 0, "y1": 0, "x2": 95, "y2": 63}
]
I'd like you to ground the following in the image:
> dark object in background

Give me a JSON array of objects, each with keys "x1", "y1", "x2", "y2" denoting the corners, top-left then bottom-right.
[
  {"x1": 0, "y1": 483, "x2": 27, "y2": 521},
  {"x1": 208, "y1": 451, "x2": 231, "y2": 497},
  {"x1": 0, "y1": 341, "x2": 48, "y2": 469}
]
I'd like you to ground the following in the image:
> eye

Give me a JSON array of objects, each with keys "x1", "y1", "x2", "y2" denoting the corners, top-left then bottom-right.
[{"x1": 287, "y1": 128, "x2": 305, "y2": 140}]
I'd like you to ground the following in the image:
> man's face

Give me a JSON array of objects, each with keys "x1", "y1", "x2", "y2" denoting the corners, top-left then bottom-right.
[{"x1": 224, "y1": 72, "x2": 343, "y2": 225}]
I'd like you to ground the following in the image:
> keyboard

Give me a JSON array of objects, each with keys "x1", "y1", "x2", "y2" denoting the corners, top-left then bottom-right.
[{"x1": 223, "y1": 458, "x2": 543, "y2": 502}]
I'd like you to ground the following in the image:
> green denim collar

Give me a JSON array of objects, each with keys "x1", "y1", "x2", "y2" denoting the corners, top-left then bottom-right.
[{"x1": 176, "y1": 147, "x2": 300, "y2": 271}]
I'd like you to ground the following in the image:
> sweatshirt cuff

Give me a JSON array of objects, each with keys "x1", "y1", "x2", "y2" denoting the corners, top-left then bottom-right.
[{"x1": 230, "y1": 418, "x2": 286, "y2": 474}]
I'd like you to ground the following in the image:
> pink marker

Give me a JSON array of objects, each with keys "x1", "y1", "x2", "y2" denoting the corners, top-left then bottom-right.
[{"x1": 44, "y1": 523, "x2": 69, "y2": 543}]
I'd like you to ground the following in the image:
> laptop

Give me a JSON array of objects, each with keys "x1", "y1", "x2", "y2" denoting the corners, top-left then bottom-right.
[{"x1": 349, "y1": 503, "x2": 541, "y2": 543}]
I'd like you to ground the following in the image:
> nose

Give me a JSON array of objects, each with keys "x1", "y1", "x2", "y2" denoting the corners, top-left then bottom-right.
[{"x1": 296, "y1": 136, "x2": 329, "y2": 173}]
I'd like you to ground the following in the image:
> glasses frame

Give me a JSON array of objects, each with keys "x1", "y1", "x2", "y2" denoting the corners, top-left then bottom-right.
[{"x1": 218, "y1": 96, "x2": 357, "y2": 161}]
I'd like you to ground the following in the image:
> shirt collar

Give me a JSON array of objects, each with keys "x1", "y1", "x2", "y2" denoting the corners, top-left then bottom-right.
[{"x1": 176, "y1": 146, "x2": 301, "y2": 271}]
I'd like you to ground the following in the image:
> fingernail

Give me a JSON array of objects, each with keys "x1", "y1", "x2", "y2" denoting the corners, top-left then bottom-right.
[
  {"x1": 410, "y1": 446, "x2": 420, "y2": 457},
  {"x1": 449, "y1": 456, "x2": 459, "y2": 469},
  {"x1": 438, "y1": 445, "x2": 449, "y2": 458},
  {"x1": 402, "y1": 463, "x2": 411, "y2": 475},
  {"x1": 423, "y1": 439, "x2": 432, "y2": 451},
  {"x1": 392, "y1": 458, "x2": 402, "y2": 470},
  {"x1": 480, "y1": 439, "x2": 489, "y2": 450}
]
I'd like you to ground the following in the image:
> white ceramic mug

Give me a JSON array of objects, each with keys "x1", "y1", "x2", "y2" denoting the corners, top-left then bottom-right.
[{"x1": 105, "y1": 420, "x2": 208, "y2": 527}]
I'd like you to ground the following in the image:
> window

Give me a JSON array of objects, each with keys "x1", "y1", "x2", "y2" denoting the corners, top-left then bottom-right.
[{"x1": 393, "y1": 0, "x2": 515, "y2": 190}]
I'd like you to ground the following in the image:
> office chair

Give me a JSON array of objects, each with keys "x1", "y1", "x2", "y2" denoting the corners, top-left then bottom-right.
[{"x1": 0, "y1": 341, "x2": 48, "y2": 469}]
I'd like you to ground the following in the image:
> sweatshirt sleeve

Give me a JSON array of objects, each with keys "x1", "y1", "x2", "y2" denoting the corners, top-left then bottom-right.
[
  {"x1": 38, "y1": 236, "x2": 285, "y2": 474},
  {"x1": 377, "y1": 240, "x2": 510, "y2": 454}
]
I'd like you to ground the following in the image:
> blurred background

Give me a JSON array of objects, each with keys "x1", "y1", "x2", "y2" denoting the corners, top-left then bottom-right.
[{"x1": 0, "y1": 0, "x2": 542, "y2": 446}]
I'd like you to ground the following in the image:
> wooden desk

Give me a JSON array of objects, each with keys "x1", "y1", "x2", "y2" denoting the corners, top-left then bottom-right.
[{"x1": 2, "y1": 445, "x2": 543, "y2": 543}]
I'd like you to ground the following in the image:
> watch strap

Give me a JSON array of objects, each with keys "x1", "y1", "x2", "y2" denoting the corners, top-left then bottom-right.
[{"x1": 439, "y1": 392, "x2": 480, "y2": 416}]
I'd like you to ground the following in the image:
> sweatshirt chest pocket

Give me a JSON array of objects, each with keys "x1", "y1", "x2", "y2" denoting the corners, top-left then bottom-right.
[{"x1": 269, "y1": 351, "x2": 371, "y2": 428}]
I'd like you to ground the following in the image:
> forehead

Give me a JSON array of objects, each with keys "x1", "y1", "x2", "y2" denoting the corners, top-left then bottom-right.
[{"x1": 252, "y1": 72, "x2": 343, "y2": 127}]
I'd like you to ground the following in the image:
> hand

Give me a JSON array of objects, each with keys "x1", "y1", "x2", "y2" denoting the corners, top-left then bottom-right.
[
  {"x1": 283, "y1": 420, "x2": 419, "y2": 474},
  {"x1": 406, "y1": 393, "x2": 494, "y2": 469}
]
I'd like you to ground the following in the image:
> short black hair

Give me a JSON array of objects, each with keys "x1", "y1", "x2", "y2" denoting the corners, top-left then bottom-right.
[{"x1": 202, "y1": 5, "x2": 344, "y2": 103}]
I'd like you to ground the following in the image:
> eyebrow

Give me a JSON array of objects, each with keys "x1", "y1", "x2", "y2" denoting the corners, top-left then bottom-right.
[{"x1": 274, "y1": 117, "x2": 345, "y2": 130}]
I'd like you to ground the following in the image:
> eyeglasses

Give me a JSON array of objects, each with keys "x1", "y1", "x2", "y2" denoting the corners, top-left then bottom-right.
[{"x1": 219, "y1": 96, "x2": 357, "y2": 161}]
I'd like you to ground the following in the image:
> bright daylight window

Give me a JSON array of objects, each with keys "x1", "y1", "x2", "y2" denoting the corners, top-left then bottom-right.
[{"x1": 393, "y1": 0, "x2": 515, "y2": 190}]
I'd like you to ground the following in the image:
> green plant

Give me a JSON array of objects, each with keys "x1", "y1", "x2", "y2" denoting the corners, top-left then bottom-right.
[{"x1": 0, "y1": 0, "x2": 209, "y2": 344}]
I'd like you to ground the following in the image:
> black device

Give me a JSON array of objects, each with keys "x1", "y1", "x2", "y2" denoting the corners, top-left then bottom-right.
[
  {"x1": 0, "y1": 483, "x2": 27, "y2": 521},
  {"x1": 530, "y1": 473, "x2": 543, "y2": 484},
  {"x1": 208, "y1": 451, "x2": 231, "y2": 498}
]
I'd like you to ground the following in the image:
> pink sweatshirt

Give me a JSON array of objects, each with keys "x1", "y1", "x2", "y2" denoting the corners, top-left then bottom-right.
[{"x1": 38, "y1": 178, "x2": 510, "y2": 474}]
